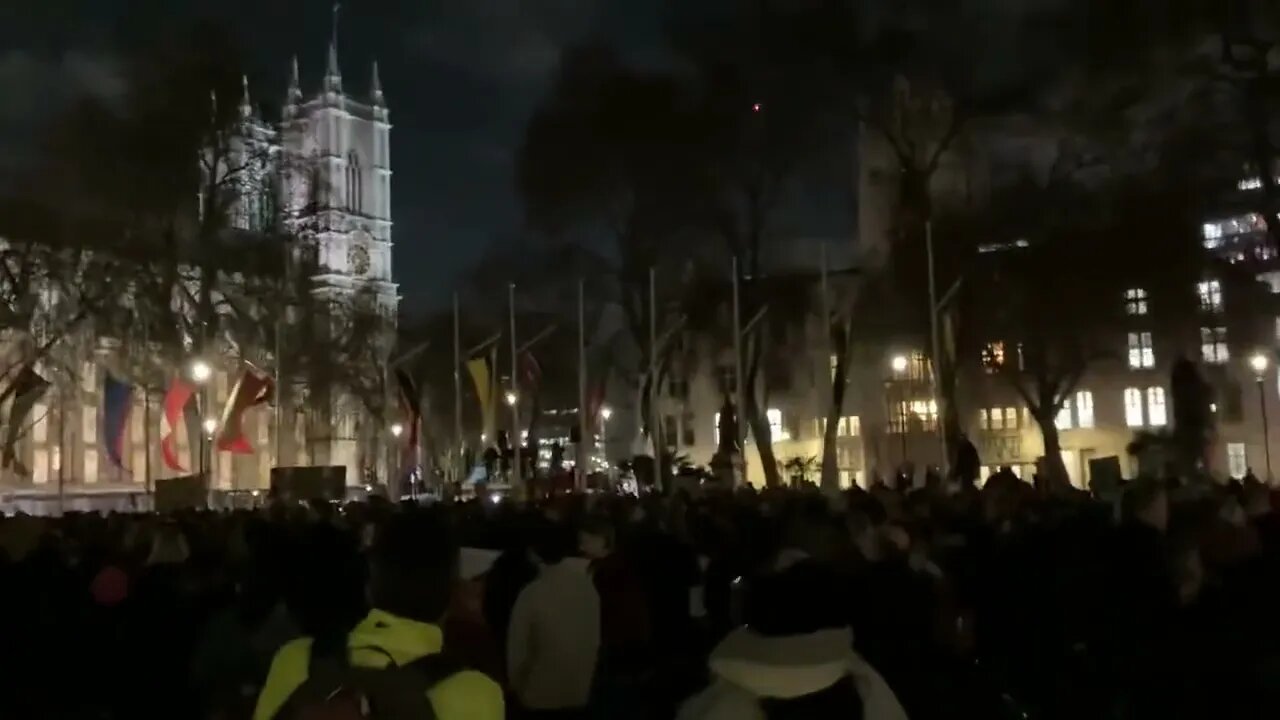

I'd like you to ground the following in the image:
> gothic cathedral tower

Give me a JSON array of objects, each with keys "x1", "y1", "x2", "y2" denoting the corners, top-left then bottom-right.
[
  {"x1": 280, "y1": 44, "x2": 396, "y2": 310},
  {"x1": 277, "y1": 40, "x2": 399, "y2": 485}
]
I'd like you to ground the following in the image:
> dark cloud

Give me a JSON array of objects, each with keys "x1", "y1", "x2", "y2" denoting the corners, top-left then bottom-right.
[
  {"x1": 0, "y1": 51, "x2": 123, "y2": 174},
  {"x1": 409, "y1": 1, "x2": 602, "y2": 83}
]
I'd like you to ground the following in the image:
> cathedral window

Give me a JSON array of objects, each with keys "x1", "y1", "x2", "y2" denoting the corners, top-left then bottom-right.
[{"x1": 346, "y1": 152, "x2": 363, "y2": 213}]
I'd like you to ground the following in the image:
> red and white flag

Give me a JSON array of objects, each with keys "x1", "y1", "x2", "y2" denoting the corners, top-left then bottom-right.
[
  {"x1": 216, "y1": 370, "x2": 274, "y2": 454},
  {"x1": 160, "y1": 379, "x2": 196, "y2": 472}
]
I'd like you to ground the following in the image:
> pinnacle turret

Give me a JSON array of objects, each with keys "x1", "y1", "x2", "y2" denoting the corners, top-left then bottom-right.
[
  {"x1": 324, "y1": 42, "x2": 342, "y2": 94},
  {"x1": 239, "y1": 75, "x2": 253, "y2": 119},
  {"x1": 371, "y1": 61, "x2": 384, "y2": 107}
]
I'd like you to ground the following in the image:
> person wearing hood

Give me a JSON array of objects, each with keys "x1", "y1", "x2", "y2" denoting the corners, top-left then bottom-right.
[
  {"x1": 253, "y1": 512, "x2": 503, "y2": 720},
  {"x1": 677, "y1": 559, "x2": 907, "y2": 720}
]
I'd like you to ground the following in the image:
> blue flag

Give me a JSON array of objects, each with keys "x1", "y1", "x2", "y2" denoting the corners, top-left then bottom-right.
[{"x1": 103, "y1": 374, "x2": 133, "y2": 471}]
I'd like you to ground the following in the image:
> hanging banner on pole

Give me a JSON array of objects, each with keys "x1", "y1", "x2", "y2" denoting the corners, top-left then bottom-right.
[{"x1": 102, "y1": 374, "x2": 133, "y2": 471}]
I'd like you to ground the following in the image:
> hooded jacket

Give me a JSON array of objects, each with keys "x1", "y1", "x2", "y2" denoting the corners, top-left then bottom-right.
[{"x1": 677, "y1": 626, "x2": 908, "y2": 720}]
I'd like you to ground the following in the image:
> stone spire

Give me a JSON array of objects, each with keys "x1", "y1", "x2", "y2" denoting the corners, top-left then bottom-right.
[
  {"x1": 288, "y1": 56, "x2": 301, "y2": 99},
  {"x1": 324, "y1": 42, "x2": 342, "y2": 94},
  {"x1": 324, "y1": 3, "x2": 342, "y2": 95},
  {"x1": 370, "y1": 60, "x2": 384, "y2": 107},
  {"x1": 239, "y1": 74, "x2": 253, "y2": 119}
]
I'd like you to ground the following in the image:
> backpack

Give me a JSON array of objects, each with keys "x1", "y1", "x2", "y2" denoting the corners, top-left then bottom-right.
[{"x1": 280, "y1": 639, "x2": 465, "y2": 720}]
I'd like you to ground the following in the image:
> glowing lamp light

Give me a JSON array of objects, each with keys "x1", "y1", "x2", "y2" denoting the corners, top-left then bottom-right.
[
  {"x1": 891, "y1": 355, "x2": 909, "y2": 374},
  {"x1": 601, "y1": 405, "x2": 613, "y2": 421},
  {"x1": 202, "y1": 418, "x2": 218, "y2": 436},
  {"x1": 505, "y1": 391, "x2": 518, "y2": 406},
  {"x1": 190, "y1": 360, "x2": 212, "y2": 383},
  {"x1": 390, "y1": 423, "x2": 404, "y2": 438},
  {"x1": 1251, "y1": 353, "x2": 1269, "y2": 375},
  {"x1": 751, "y1": 102, "x2": 762, "y2": 113}
]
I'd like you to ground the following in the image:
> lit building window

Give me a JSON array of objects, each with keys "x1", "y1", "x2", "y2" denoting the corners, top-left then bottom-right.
[
  {"x1": 1201, "y1": 326, "x2": 1230, "y2": 364},
  {"x1": 989, "y1": 407, "x2": 1003, "y2": 430},
  {"x1": 1127, "y1": 332, "x2": 1155, "y2": 369},
  {"x1": 979, "y1": 409, "x2": 989, "y2": 430},
  {"x1": 767, "y1": 408, "x2": 788, "y2": 440},
  {"x1": 816, "y1": 416, "x2": 859, "y2": 437},
  {"x1": 907, "y1": 352, "x2": 931, "y2": 382},
  {"x1": 1227, "y1": 442, "x2": 1248, "y2": 479},
  {"x1": 1198, "y1": 279, "x2": 1223, "y2": 313},
  {"x1": 1055, "y1": 399, "x2": 1073, "y2": 430},
  {"x1": 1076, "y1": 391, "x2": 1095, "y2": 429},
  {"x1": 908, "y1": 399, "x2": 939, "y2": 431},
  {"x1": 983, "y1": 341, "x2": 1005, "y2": 371},
  {"x1": 1203, "y1": 222, "x2": 1223, "y2": 241},
  {"x1": 840, "y1": 416, "x2": 860, "y2": 437},
  {"x1": 1124, "y1": 388, "x2": 1145, "y2": 427},
  {"x1": 1124, "y1": 288, "x2": 1149, "y2": 315},
  {"x1": 1003, "y1": 407, "x2": 1018, "y2": 430},
  {"x1": 1147, "y1": 387, "x2": 1167, "y2": 427}
]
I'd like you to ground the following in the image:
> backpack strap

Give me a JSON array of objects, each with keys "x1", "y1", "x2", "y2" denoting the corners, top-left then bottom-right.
[
  {"x1": 307, "y1": 633, "x2": 354, "y2": 677},
  {"x1": 403, "y1": 652, "x2": 468, "y2": 689}
]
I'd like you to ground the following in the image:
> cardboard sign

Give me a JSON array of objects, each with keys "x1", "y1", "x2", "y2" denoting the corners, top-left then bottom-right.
[
  {"x1": 270, "y1": 466, "x2": 346, "y2": 502},
  {"x1": 154, "y1": 474, "x2": 210, "y2": 512}
]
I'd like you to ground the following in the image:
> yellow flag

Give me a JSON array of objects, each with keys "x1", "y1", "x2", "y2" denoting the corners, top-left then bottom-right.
[{"x1": 466, "y1": 356, "x2": 494, "y2": 442}]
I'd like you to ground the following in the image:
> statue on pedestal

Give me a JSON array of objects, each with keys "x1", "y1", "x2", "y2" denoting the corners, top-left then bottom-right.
[{"x1": 709, "y1": 395, "x2": 745, "y2": 487}]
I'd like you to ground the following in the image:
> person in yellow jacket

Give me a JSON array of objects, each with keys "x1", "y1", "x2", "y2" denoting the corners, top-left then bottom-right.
[{"x1": 253, "y1": 513, "x2": 504, "y2": 720}]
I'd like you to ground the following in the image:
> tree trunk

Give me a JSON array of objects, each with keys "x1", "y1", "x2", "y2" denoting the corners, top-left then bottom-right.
[
  {"x1": 747, "y1": 398, "x2": 782, "y2": 488},
  {"x1": 1035, "y1": 411, "x2": 1070, "y2": 491},
  {"x1": 821, "y1": 332, "x2": 851, "y2": 491},
  {"x1": 939, "y1": 360, "x2": 962, "y2": 469}
]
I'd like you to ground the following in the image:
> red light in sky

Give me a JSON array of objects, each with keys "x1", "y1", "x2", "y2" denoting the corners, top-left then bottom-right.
[{"x1": 752, "y1": 103, "x2": 762, "y2": 112}]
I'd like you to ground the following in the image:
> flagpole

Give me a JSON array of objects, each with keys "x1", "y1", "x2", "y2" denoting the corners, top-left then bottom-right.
[
  {"x1": 508, "y1": 283, "x2": 521, "y2": 492},
  {"x1": 453, "y1": 292, "x2": 462, "y2": 487},
  {"x1": 819, "y1": 243, "x2": 832, "y2": 492},
  {"x1": 926, "y1": 220, "x2": 948, "y2": 470},
  {"x1": 58, "y1": 390, "x2": 65, "y2": 516},
  {"x1": 732, "y1": 256, "x2": 745, "y2": 485},
  {"x1": 142, "y1": 321, "x2": 152, "y2": 505},
  {"x1": 577, "y1": 279, "x2": 587, "y2": 491},
  {"x1": 648, "y1": 267, "x2": 659, "y2": 488},
  {"x1": 275, "y1": 242, "x2": 285, "y2": 475}
]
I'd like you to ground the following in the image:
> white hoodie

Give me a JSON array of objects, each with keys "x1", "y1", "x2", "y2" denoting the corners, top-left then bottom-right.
[{"x1": 677, "y1": 627, "x2": 908, "y2": 720}]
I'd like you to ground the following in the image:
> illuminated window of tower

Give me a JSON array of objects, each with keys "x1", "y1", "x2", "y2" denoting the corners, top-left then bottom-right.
[{"x1": 346, "y1": 152, "x2": 362, "y2": 213}]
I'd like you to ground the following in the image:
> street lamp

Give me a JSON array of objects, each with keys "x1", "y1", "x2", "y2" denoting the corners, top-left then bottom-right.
[
  {"x1": 505, "y1": 390, "x2": 518, "y2": 407},
  {"x1": 390, "y1": 423, "x2": 404, "y2": 438},
  {"x1": 891, "y1": 355, "x2": 908, "y2": 375},
  {"x1": 190, "y1": 361, "x2": 213, "y2": 478},
  {"x1": 888, "y1": 357, "x2": 909, "y2": 465},
  {"x1": 600, "y1": 405, "x2": 613, "y2": 422},
  {"x1": 190, "y1": 359, "x2": 212, "y2": 383},
  {"x1": 1252, "y1": 352, "x2": 1272, "y2": 481}
]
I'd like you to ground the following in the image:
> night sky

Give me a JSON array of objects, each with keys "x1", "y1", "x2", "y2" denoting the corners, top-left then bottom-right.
[
  {"x1": 0, "y1": 0, "x2": 668, "y2": 314},
  {"x1": 0, "y1": 1, "x2": 1066, "y2": 314}
]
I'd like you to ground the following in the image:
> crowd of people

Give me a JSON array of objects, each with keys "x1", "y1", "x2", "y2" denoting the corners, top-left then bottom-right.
[{"x1": 1, "y1": 471, "x2": 1278, "y2": 719}]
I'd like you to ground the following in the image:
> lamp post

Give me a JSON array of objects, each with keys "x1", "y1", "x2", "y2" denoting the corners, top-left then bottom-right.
[
  {"x1": 505, "y1": 390, "x2": 519, "y2": 485},
  {"x1": 890, "y1": 355, "x2": 908, "y2": 466},
  {"x1": 389, "y1": 423, "x2": 404, "y2": 498},
  {"x1": 599, "y1": 405, "x2": 613, "y2": 473},
  {"x1": 190, "y1": 360, "x2": 213, "y2": 478},
  {"x1": 1251, "y1": 352, "x2": 1272, "y2": 482}
]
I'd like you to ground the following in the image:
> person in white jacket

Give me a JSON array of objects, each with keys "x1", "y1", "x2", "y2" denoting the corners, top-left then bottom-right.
[
  {"x1": 678, "y1": 560, "x2": 908, "y2": 720},
  {"x1": 507, "y1": 521, "x2": 601, "y2": 718}
]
